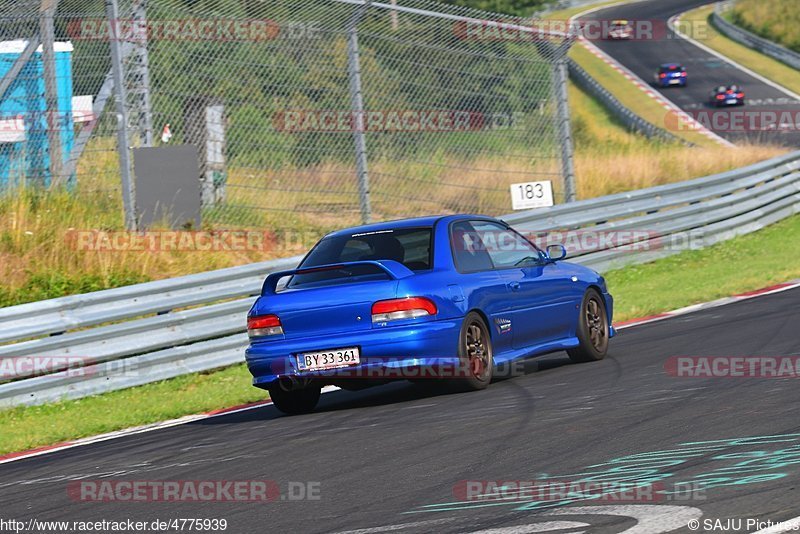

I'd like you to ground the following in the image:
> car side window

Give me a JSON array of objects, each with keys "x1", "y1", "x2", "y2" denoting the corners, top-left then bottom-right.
[
  {"x1": 470, "y1": 221, "x2": 542, "y2": 269},
  {"x1": 395, "y1": 231, "x2": 432, "y2": 270},
  {"x1": 450, "y1": 221, "x2": 494, "y2": 273}
]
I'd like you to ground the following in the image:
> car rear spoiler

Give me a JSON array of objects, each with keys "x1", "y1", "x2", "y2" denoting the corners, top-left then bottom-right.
[{"x1": 260, "y1": 260, "x2": 415, "y2": 296}]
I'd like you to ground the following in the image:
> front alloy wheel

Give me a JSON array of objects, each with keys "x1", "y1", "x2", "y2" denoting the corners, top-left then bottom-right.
[{"x1": 568, "y1": 288, "x2": 609, "y2": 363}]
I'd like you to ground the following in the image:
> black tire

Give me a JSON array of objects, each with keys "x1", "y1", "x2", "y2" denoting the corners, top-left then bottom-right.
[
  {"x1": 567, "y1": 288, "x2": 610, "y2": 363},
  {"x1": 454, "y1": 312, "x2": 494, "y2": 391},
  {"x1": 268, "y1": 383, "x2": 321, "y2": 415}
]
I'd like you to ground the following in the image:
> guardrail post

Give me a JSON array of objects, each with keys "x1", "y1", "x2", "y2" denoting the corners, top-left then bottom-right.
[
  {"x1": 106, "y1": 0, "x2": 138, "y2": 230},
  {"x1": 346, "y1": 0, "x2": 373, "y2": 224},
  {"x1": 554, "y1": 51, "x2": 577, "y2": 203}
]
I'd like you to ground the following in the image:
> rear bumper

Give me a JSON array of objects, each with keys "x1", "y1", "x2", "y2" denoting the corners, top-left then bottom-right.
[{"x1": 245, "y1": 318, "x2": 462, "y2": 388}]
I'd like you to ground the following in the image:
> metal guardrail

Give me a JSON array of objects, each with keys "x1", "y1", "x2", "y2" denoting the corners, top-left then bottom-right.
[
  {"x1": 1, "y1": 151, "x2": 799, "y2": 407},
  {"x1": 567, "y1": 58, "x2": 686, "y2": 143},
  {"x1": 0, "y1": 255, "x2": 302, "y2": 345},
  {"x1": 712, "y1": 1, "x2": 800, "y2": 71}
]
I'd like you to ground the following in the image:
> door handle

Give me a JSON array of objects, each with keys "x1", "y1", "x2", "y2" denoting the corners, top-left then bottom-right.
[{"x1": 508, "y1": 281, "x2": 520, "y2": 291}]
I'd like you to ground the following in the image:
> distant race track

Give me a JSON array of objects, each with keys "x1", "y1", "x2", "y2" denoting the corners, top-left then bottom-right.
[{"x1": 581, "y1": 0, "x2": 800, "y2": 146}]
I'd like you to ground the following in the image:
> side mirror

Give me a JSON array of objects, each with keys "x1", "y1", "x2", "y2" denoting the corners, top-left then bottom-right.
[{"x1": 545, "y1": 243, "x2": 567, "y2": 262}]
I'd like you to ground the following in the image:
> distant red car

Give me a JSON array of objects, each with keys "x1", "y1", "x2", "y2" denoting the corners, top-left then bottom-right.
[{"x1": 710, "y1": 85, "x2": 745, "y2": 107}]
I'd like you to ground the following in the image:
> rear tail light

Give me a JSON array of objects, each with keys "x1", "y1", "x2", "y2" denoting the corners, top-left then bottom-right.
[
  {"x1": 248, "y1": 314, "x2": 283, "y2": 337},
  {"x1": 681, "y1": 72, "x2": 687, "y2": 77},
  {"x1": 737, "y1": 92, "x2": 744, "y2": 98},
  {"x1": 716, "y1": 94, "x2": 725, "y2": 100},
  {"x1": 659, "y1": 73, "x2": 666, "y2": 79},
  {"x1": 372, "y1": 297, "x2": 437, "y2": 323}
]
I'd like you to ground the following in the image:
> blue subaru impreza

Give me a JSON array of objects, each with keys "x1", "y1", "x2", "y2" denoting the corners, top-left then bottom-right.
[
  {"x1": 245, "y1": 215, "x2": 614, "y2": 414},
  {"x1": 655, "y1": 63, "x2": 687, "y2": 88}
]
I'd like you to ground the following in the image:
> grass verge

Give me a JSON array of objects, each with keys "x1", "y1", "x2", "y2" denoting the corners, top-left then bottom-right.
[
  {"x1": 727, "y1": 0, "x2": 800, "y2": 54},
  {"x1": 543, "y1": 0, "x2": 625, "y2": 22},
  {"x1": 2, "y1": 212, "x2": 800, "y2": 455},
  {"x1": 682, "y1": 4, "x2": 800, "y2": 97},
  {"x1": 606, "y1": 213, "x2": 800, "y2": 321},
  {"x1": 0, "y1": 365, "x2": 265, "y2": 456}
]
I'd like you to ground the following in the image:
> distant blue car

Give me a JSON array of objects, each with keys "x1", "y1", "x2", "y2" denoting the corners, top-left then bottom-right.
[
  {"x1": 655, "y1": 63, "x2": 687, "y2": 87},
  {"x1": 245, "y1": 215, "x2": 614, "y2": 414}
]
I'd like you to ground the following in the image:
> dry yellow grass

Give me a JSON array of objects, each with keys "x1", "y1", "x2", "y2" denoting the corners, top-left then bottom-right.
[
  {"x1": 574, "y1": 143, "x2": 785, "y2": 198},
  {"x1": 0, "y1": 186, "x2": 286, "y2": 301}
]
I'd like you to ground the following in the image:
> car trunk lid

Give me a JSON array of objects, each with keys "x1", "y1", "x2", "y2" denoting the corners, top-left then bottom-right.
[{"x1": 251, "y1": 261, "x2": 413, "y2": 338}]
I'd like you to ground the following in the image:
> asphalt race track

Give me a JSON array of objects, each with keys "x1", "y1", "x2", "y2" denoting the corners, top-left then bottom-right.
[
  {"x1": 1, "y1": 286, "x2": 799, "y2": 533},
  {"x1": 580, "y1": 0, "x2": 800, "y2": 147}
]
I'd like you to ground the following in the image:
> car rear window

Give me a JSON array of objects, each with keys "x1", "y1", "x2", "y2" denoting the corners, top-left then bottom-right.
[
  {"x1": 287, "y1": 228, "x2": 433, "y2": 289},
  {"x1": 660, "y1": 65, "x2": 682, "y2": 72}
]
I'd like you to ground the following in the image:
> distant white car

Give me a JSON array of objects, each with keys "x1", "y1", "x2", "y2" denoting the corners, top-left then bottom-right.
[{"x1": 608, "y1": 20, "x2": 633, "y2": 39}]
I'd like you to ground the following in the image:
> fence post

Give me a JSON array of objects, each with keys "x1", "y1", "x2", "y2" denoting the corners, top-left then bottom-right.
[
  {"x1": 346, "y1": 0, "x2": 373, "y2": 224},
  {"x1": 106, "y1": 0, "x2": 138, "y2": 230},
  {"x1": 130, "y1": 0, "x2": 154, "y2": 146},
  {"x1": 40, "y1": 0, "x2": 63, "y2": 187},
  {"x1": 553, "y1": 49, "x2": 576, "y2": 203}
]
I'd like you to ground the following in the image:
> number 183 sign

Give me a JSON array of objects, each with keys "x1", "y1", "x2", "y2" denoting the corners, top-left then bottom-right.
[{"x1": 510, "y1": 180, "x2": 554, "y2": 210}]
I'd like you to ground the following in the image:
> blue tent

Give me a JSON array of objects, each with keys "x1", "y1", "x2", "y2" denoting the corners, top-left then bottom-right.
[{"x1": 0, "y1": 40, "x2": 74, "y2": 188}]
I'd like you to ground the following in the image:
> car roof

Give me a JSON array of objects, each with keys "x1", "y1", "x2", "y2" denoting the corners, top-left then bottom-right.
[{"x1": 323, "y1": 214, "x2": 497, "y2": 239}]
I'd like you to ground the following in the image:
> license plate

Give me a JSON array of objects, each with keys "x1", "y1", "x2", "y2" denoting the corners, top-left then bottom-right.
[
  {"x1": 297, "y1": 347, "x2": 360, "y2": 371},
  {"x1": 726, "y1": 99, "x2": 737, "y2": 104},
  {"x1": 669, "y1": 79, "x2": 680, "y2": 84}
]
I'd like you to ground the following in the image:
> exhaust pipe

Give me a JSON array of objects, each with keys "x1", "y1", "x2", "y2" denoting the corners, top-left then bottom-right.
[
  {"x1": 277, "y1": 375, "x2": 314, "y2": 392},
  {"x1": 277, "y1": 376, "x2": 298, "y2": 391}
]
